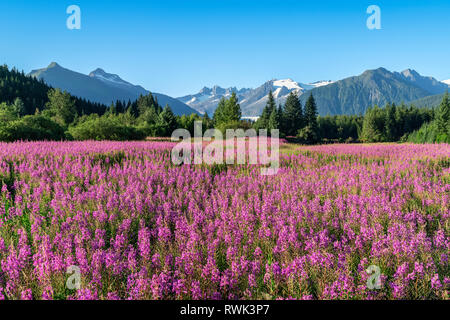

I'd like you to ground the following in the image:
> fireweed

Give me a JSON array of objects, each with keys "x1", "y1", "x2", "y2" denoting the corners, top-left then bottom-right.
[
  {"x1": 0, "y1": 141, "x2": 448, "y2": 300},
  {"x1": 171, "y1": 122, "x2": 280, "y2": 175}
]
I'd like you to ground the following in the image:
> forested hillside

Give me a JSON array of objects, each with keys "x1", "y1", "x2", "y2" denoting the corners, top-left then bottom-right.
[{"x1": 0, "y1": 65, "x2": 107, "y2": 116}]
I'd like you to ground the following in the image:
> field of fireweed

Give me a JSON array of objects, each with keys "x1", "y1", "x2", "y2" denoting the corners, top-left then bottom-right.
[{"x1": 0, "y1": 141, "x2": 448, "y2": 300}]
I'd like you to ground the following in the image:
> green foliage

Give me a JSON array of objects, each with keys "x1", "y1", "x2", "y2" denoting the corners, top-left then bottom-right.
[
  {"x1": 360, "y1": 105, "x2": 386, "y2": 142},
  {"x1": 268, "y1": 106, "x2": 280, "y2": 131},
  {"x1": 407, "y1": 93, "x2": 450, "y2": 143},
  {"x1": 297, "y1": 125, "x2": 319, "y2": 144},
  {"x1": 360, "y1": 103, "x2": 433, "y2": 143},
  {"x1": 0, "y1": 102, "x2": 20, "y2": 123},
  {"x1": 384, "y1": 103, "x2": 397, "y2": 141},
  {"x1": 177, "y1": 113, "x2": 204, "y2": 135},
  {"x1": 303, "y1": 94, "x2": 320, "y2": 141},
  {"x1": 157, "y1": 105, "x2": 178, "y2": 137},
  {"x1": 217, "y1": 120, "x2": 253, "y2": 134},
  {"x1": 44, "y1": 88, "x2": 77, "y2": 127},
  {"x1": 13, "y1": 98, "x2": 25, "y2": 117},
  {"x1": 211, "y1": 92, "x2": 249, "y2": 133},
  {"x1": 223, "y1": 92, "x2": 242, "y2": 123},
  {"x1": 0, "y1": 115, "x2": 66, "y2": 142},
  {"x1": 0, "y1": 65, "x2": 49, "y2": 115},
  {"x1": 137, "y1": 93, "x2": 162, "y2": 117},
  {"x1": 0, "y1": 65, "x2": 212, "y2": 142},
  {"x1": 317, "y1": 115, "x2": 363, "y2": 142},
  {"x1": 435, "y1": 92, "x2": 449, "y2": 135},
  {"x1": 68, "y1": 114, "x2": 146, "y2": 141},
  {"x1": 213, "y1": 92, "x2": 242, "y2": 127},
  {"x1": 283, "y1": 92, "x2": 303, "y2": 136},
  {"x1": 407, "y1": 121, "x2": 449, "y2": 143},
  {"x1": 254, "y1": 91, "x2": 276, "y2": 131}
]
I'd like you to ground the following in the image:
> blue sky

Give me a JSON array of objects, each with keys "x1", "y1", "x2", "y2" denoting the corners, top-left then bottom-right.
[{"x1": 1, "y1": 0, "x2": 449, "y2": 97}]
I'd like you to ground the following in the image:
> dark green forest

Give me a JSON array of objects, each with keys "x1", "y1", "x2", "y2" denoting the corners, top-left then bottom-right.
[{"x1": 0, "y1": 65, "x2": 448, "y2": 143}]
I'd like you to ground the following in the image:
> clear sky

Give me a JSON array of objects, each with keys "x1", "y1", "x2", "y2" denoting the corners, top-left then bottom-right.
[{"x1": 1, "y1": 0, "x2": 449, "y2": 97}]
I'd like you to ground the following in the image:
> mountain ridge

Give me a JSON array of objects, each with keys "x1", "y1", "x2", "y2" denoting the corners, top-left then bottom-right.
[
  {"x1": 28, "y1": 63, "x2": 198, "y2": 116},
  {"x1": 178, "y1": 79, "x2": 335, "y2": 116},
  {"x1": 178, "y1": 68, "x2": 449, "y2": 116},
  {"x1": 28, "y1": 63, "x2": 449, "y2": 117}
]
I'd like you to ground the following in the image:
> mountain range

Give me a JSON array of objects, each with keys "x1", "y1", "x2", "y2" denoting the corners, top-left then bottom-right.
[
  {"x1": 28, "y1": 62, "x2": 449, "y2": 117},
  {"x1": 181, "y1": 68, "x2": 449, "y2": 116},
  {"x1": 28, "y1": 63, "x2": 198, "y2": 116},
  {"x1": 297, "y1": 68, "x2": 450, "y2": 115},
  {"x1": 177, "y1": 79, "x2": 334, "y2": 116}
]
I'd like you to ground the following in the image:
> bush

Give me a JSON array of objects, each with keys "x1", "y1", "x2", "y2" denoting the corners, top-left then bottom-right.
[
  {"x1": 68, "y1": 115, "x2": 146, "y2": 141},
  {"x1": 0, "y1": 115, "x2": 66, "y2": 142},
  {"x1": 297, "y1": 125, "x2": 320, "y2": 144}
]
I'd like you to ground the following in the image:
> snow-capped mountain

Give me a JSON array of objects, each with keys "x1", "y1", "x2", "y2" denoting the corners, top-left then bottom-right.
[
  {"x1": 177, "y1": 78, "x2": 335, "y2": 116},
  {"x1": 442, "y1": 79, "x2": 450, "y2": 86},
  {"x1": 178, "y1": 86, "x2": 252, "y2": 114}
]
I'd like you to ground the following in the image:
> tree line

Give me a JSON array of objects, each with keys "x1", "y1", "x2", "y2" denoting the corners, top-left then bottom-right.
[
  {"x1": 211, "y1": 89, "x2": 449, "y2": 144},
  {"x1": 0, "y1": 64, "x2": 448, "y2": 143},
  {"x1": 0, "y1": 65, "x2": 210, "y2": 141}
]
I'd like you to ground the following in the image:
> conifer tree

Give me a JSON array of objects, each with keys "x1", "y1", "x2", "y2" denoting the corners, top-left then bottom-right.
[
  {"x1": 304, "y1": 93, "x2": 319, "y2": 138},
  {"x1": 158, "y1": 105, "x2": 178, "y2": 136},
  {"x1": 384, "y1": 103, "x2": 397, "y2": 141},
  {"x1": 268, "y1": 105, "x2": 280, "y2": 131},
  {"x1": 256, "y1": 90, "x2": 276, "y2": 130},
  {"x1": 223, "y1": 92, "x2": 242, "y2": 123},
  {"x1": 436, "y1": 92, "x2": 450, "y2": 134},
  {"x1": 283, "y1": 92, "x2": 303, "y2": 136},
  {"x1": 213, "y1": 97, "x2": 227, "y2": 126}
]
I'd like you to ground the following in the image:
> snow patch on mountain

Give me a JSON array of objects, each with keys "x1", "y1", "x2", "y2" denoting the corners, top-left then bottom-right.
[
  {"x1": 442, "y1": 79, "x2": 450, "y2": 85},
  {"x1": 273, "y1": 79, "x2": 302, "y2": 91},
  {"x1": 178, "y1": 78, "x2": 335, "y2": 116}
]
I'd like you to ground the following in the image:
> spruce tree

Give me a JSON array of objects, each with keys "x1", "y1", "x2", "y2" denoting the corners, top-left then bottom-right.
[
  {"x1": 268, "y1": 106, "x2": 280, "y2": 131},
  {"x1": 158, "y1": 105, "x2": 178, "y2": 136},
  {"x1": 45, "y1": 88, "x2": 77, "y2": 126},
  {"x1": 213, "y1": 97, "x2": 227, "y2": 126},
  {"x1": 436, "y1": 92, "x2": 450, "y2": 134},
  {"x1": 256, "y1": 90, "x2": 276, "y2": 130},
  {"x1": 283, "y1": 92, "x2": 303, "y2": 136},
  {"x1": 304, "y1": 93, "x2": 319, "y2": 139},
  {"x1": 384, "y1": 103, "x2": 397, "y2": 141},
  {"x1": 224, "y1": 92, "x2": 242, "y2": 123}
]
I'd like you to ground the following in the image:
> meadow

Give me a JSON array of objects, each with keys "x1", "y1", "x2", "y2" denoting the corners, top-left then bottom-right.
[{"x1": 0, "y1": 141, "x2": 448, "y2": 300}]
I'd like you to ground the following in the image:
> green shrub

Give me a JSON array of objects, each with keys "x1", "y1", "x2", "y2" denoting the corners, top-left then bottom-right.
[
  {"x1": 297, "y1": 125, "x2": 320, "y2": 144},
  {"x1": 68, "y1": 115, "x2": 146, "y2": 141},
  {"x1": 0, "y1": 115, "x2": 66, "y2": 142}
]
